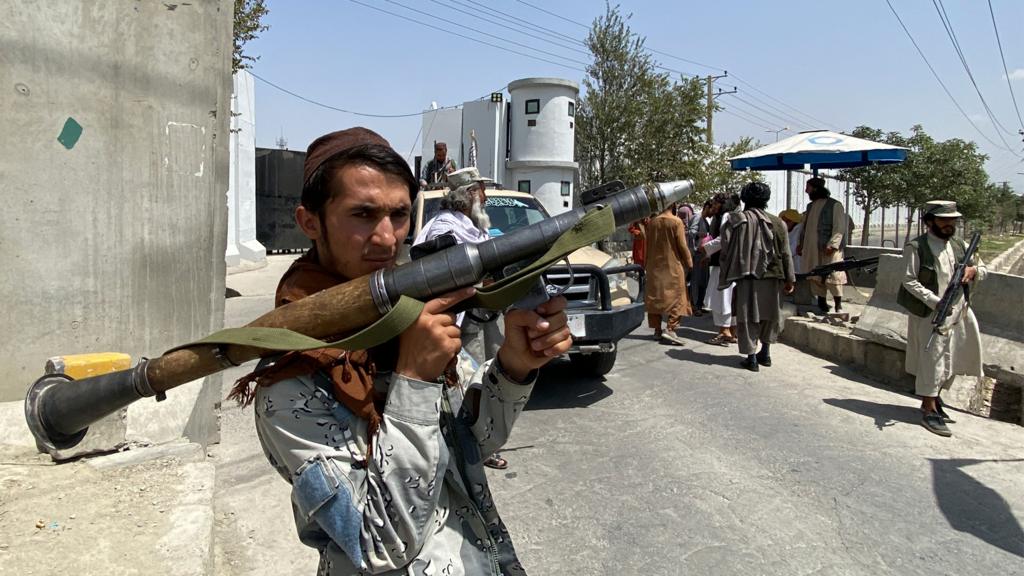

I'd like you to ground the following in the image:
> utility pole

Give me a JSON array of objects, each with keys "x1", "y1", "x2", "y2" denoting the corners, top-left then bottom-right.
[{"x1": 705, "y1": 72, "x2": 733, "y2": 145}]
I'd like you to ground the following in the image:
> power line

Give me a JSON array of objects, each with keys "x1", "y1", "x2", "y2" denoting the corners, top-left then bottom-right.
[
  {"x1": 728, "y1": 94, "x2": 813, "y2": 131},
  {"x1": 515, "y1": 0, "x2": 589, "y2": 30},
  {"x1": 250, "y1": 71, "x2": 440, "y2": 117},
  {"x1": 883, "y1": 0, "x2": 1019, "y2": 156},
  {"x1": 987, "y1": 0, "x2": 1024, "y2": 134},
  {"x1": 429, "y1": 0, "x2": 590, "y2": 56},
  {"x1": 728, "y1": 74, "x2": 839, "y2": 130},
  {"x1": 719, "y1": 108, "x2": 775, "y2": 132},
  {"x1": 458, "y1": 0, "x2": 587, "y2": 48},
  {"x1": 381, "y1": 0, "x2": 591, "y2": 69},
  {"x1": 512, "y1": 0, "x2": 832, "y2": 127},
  {"x1": 931, "y1": 0, "x2": 1018, "y2": 150},
  {"x1": 347, "y1": 0, "x2": 586, "y2": 73},
  {"x1": 716, "y1": 97, "x2": 783, "y2": 129}
]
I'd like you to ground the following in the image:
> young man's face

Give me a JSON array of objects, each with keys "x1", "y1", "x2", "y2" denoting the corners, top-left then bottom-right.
[
  {"x1": 434, "y1": 144, "x2": 447, "y2": 162},
  {"x1": 297, "y1": 164, "x2": 411, "y2": 278}
]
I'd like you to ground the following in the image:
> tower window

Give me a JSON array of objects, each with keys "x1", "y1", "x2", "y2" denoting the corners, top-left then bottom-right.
[
  {"x1": 561, "y1": 181, "x2": 571, "y2": 197},
  {"x1": 518, "y1": 180, "x2": 531, "y2": 193},
  {"x1": 568, "y1": 101, "x2": 575, "y2": 117},
  {"x1": 525, "y1": 99, "x2": 540, "y2": 114}
]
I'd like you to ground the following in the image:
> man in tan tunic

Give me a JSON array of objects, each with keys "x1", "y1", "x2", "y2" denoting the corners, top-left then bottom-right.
[
  {"x1": 644, "y1": 204, "x2": 693, "y2": 345},
  {"x1": 897, "y1": 200, "x2": 987, "y2": 437},
  {"x1": 797, "y1": 177, "x2": 847, "y2": 313}
]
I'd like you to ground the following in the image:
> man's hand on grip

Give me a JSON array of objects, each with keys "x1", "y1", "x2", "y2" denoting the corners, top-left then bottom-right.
[
  {"x1": 396, "y1": 287, "x2": 476, "y2": 383},
  {"x1": 497, "y1": 296, "x2": 572, "y2": 382}
]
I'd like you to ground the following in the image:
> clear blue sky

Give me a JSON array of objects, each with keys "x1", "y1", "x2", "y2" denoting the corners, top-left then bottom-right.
[{"x1": 247, "y1": 0, "x2": 1024, "y2": 192}]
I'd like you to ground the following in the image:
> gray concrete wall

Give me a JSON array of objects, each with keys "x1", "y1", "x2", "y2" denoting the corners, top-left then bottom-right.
[
  {"x1": 853, "y1": 255, "x2": 1024, "y2": 388},
  {"x1": 0, "y1": 2, "x2": 231, "y2": 444}
]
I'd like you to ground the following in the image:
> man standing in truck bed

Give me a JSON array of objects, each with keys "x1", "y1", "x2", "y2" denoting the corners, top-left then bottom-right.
[{"x1": 420, "y1": 141, "x2": 457, "y2": 188}]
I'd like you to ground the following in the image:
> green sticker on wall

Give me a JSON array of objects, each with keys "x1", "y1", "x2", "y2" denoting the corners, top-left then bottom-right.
[{"x1": 58, "y1": 117, "x2": 83, "y2": 149}]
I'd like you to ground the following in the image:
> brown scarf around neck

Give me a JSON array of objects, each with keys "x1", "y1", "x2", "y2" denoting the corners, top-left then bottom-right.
[{"x1": 227, "y1": 246, "x2": 457, "y2": 461}]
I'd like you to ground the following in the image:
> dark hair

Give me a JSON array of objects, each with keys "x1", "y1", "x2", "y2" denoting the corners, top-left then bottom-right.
[
  {"x1": 807, "y1": 177, "x2": 830, "y2": 200},
  {"x1": 301, "y1": 144, "x2": 418, "y2": 215},
  {"x1": 713, "y1": 191, "x2": 741, "y2": 211},
  {"x1": 740, "y1": 182, "x2": 771, "y2": 210}
]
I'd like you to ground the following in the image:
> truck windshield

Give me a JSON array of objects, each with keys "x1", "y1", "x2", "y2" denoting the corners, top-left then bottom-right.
[{"x1": 421, "y1": 195, "x2": 550, "y2": 236}]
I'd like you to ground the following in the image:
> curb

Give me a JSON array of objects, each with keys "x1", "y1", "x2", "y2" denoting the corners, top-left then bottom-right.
[
  {"x1": 780, "y1": 316, "x2": 1020, "y2": 423},
  {"x1": 0, "y1": 442, "x2": 215, "y2": 576},
  {"x1": 989, "y1": 236, "x2": 1024, "y2": 273}
]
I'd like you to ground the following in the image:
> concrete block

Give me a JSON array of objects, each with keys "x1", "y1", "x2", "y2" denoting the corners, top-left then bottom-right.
[
  {"x1": 86, "y1": 440, "x2": 205, "y2": 470},
  {"x1": 48, "y1": 410, "x2": 129, "y2": 461},
  {"x1": 126, "y1": 376, "x2": 209, "y2": 446},
  {"x1": 157, "y1": 462, "x2": 216, "y2": 576},
  {"x1": 0, "y1": 400, "x2": 39, "y2": 449},
  {"x1": 944, "y1": 376, "x2": 988, "y2": 416}
]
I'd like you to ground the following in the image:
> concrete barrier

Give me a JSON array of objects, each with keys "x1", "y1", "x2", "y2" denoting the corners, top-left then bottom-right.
[
  {"x1": 850, "y1": 254, "x2": 1023, "y2": 422},
  {"x1": 792, "y1": 245, "x2": 900, "y2": 305},
  {"x1": 989, "y1": 236, "x2": 1024, "y2": 273}
]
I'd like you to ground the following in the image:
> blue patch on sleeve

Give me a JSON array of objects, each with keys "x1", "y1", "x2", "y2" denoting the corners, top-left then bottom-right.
[{"x1": 293, "y1": 454, "x2": 364, "y2": 569}]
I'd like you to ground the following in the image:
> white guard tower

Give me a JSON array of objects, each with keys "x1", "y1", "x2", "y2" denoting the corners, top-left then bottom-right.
[{"x1": 506, "y1": 77, "x2": 579, "y2": 215}]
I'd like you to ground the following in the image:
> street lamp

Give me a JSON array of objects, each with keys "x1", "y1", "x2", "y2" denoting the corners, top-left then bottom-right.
[{"x1": 766, "y1": 127, "x2": 788, "y2": 142}]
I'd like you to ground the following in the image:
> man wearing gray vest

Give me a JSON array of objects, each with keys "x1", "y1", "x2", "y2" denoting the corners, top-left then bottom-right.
[
  {"x1": 897, "y1": 200, "x2": 987, "y2": 437},
  {"x1": 797, "y1": 177, "x2": 847, "y2": 313}
]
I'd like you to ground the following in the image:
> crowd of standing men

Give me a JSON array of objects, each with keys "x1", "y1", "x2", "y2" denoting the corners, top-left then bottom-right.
[{"x1": 630, "y1": 178, "x2": 987, "y2": 438}]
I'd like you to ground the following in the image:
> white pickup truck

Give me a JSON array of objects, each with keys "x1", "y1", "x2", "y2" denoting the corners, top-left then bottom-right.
[{"x1": 405, "y1": 187, "x2": 646, "y2": 376}]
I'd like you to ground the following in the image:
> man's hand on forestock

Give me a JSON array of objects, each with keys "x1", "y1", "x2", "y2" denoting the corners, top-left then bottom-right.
[
  {"x1": 962, "y1": 266, "x2": 977, "y2": 284},
  {"x1": 396, "y1": 287, "x2": 476, "y2": 383},
  {"x1": 497, "y1": 296, "x2": 572, "y2": 382}
]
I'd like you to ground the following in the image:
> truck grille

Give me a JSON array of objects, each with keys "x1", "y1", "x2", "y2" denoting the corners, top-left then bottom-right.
[{"x1": 543, "y1": 267, "x2": 597, "y2": 307}]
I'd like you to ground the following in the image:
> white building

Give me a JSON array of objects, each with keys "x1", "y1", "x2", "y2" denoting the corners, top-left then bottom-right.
[
  {"x1": 420, "y1": 77, "x2": 580, "y2": 216},
  {"x1": 226, "y1": 69, "x2": 267, "y2": 269}
]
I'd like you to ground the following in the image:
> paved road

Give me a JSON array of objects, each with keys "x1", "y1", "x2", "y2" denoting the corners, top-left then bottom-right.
[
  {"x1": 212, "y1": 258, "x2": 1024, "y2": 575},
  {"x1": 490, "y1": 323, "x2": 1024, "y2": 575}
]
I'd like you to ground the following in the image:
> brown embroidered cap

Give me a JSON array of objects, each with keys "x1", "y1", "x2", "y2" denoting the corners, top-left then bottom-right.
[{"x1": 303, "y1": 127, "x2": 392, "y2": 186}]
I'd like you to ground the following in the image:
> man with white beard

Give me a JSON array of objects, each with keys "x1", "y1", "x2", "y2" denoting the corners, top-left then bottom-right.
[{"x1": 413, "y1": 167, "x2": 509, "y2": 469}]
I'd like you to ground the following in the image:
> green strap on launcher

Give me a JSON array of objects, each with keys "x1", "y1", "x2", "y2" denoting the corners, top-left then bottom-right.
[{"x1": 171, "y1": 206, "x2": 615, "y2": 355}]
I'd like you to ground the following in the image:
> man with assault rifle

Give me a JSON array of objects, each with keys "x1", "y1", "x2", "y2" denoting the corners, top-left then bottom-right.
[{"x1": 896, "y1": 200, "x2": 987, "y2": 437}]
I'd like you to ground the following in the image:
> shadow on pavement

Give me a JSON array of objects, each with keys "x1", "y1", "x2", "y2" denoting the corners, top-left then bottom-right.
[
  {"x1": 930, "y1": 458, "x2": 1024, "y2": 558},
  {"x1": 526, "y1": 360, "x2": 613, "y2": 411},
  {"x1": 824, "y1": 363, "x2": 915, "y2": 398},
  {"x1": 822, "y1": 397, "x2": 921, "y2": 430},
  {"x1": 664, "y1": 346, "x2": 743, "y2": 370}
]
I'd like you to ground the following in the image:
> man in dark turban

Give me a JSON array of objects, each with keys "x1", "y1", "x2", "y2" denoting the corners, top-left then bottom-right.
[{"x1": 719, "y1": 182, "x2": 796, "y2": 372}]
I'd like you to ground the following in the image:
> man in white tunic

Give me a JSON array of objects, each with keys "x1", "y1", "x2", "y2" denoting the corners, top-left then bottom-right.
[
  {"x1": 797, "y1": 177, "x2": 847, "y2": 313},
  {"x1": 896, "y1": 200, "x2": 987, "y2": 437}
]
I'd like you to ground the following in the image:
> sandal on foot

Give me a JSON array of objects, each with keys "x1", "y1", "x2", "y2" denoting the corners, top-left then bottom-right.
[
  {"x1": 936, "y1": 396, "x2": 956, "y2": 423},
  {"x1": 484, "y1": 455, "x2": 508, "y2": 470},
  {"x1": 707, "y1": 334, "x2": 729, "y2": 346},
  {"x1": 660, "y1": 332, "x2": 685, "y2": 346},
  {"x1": 921, "y1": 412, "x2": 952, "y2": 437}
]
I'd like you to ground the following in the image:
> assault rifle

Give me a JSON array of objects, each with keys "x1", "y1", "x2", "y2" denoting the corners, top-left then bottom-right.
[
  {"x1": 926, "y1": 231, "x2": 982, "y2": 351},
  {"x1": 796, "y1": 256, "x2": 880, "y2": 281},
  {"x1": 25, "y1": 180, "x2": 693, "y2": 455}
]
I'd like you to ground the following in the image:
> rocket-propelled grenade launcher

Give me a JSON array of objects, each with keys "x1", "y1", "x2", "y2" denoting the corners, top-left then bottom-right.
[{"x1": 25, "y1": 180, "x2": 693, "y2": 454}]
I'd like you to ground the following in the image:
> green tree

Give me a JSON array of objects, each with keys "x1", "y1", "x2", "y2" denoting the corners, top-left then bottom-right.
[
  {"x1": 576, "y1": 4, "x2": 706, "y2": 190},
  {"x1": 839, "y1": 126, "x2": 904, "y2": 244},
  {"x1": 909, "y1": 133, "x2": 989, "y2": 236},
  {"x1": 690, "y1": 137, "x2": 763, "y2": 203},
  {"x1": 234, "y1": 0, "x2": 270, "y2": 72}
]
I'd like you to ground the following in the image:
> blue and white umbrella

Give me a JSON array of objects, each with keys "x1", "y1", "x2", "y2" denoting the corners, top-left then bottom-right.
[{"x1": 729, "y1": 130, "x2": 908, "y2": 174}]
